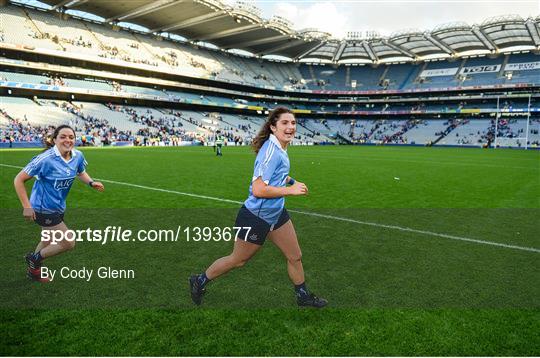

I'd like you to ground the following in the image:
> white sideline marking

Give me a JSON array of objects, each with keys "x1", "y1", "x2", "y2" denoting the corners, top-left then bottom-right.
[
  {"x1": 288, "y1": 210, "x2": 540, "y2": 254},
  {"x1": 100, "y1": 178, "x2": 242, "y2": 205},
  {"x1": 2, "y1": 163, "x2": 538, "y2": 254}
]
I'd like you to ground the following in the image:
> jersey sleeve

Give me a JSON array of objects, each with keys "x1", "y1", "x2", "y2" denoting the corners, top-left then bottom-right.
[
  {"x1": 77, "y1": 152, "x2": 88, "y2": 174},
  {"x1": 252, "y1": 145, "x2": 281, "y2": 184},
  {"x1": 23, "y1": 154, "x2": 47, "y2": 177}
]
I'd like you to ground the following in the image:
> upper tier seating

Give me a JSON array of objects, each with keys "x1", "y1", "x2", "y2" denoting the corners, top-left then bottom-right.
[{"x1": 2, "y1": 4, "x2": 537, "y2": 91}]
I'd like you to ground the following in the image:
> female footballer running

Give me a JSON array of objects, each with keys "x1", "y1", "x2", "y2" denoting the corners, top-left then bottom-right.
[
  {"x1": 14, "y1": 125, "x2": 104, "y2": 282},
  {"x1": 190, "y1": 107, "x2": 327, "y2": 307}
]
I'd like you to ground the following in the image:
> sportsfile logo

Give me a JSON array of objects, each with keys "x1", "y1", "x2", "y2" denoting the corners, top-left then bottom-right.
[
  {"x1": 40, "y1": 226, "x2": 254, "y2": 245},
  {"x1": 54, "y1": 177, "x2": 75, "y2": 190}
]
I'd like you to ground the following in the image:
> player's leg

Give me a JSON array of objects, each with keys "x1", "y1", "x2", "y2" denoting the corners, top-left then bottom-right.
[
  {"x1": 26, "y1": 213, "x2": 75, "y2": 281},
  {"x1": 269, "y1": 218, "x2": 328, "y2": 308},
  {"x1": 268, "y1": 219, "x2": 304, "y2": 284},
  {"x1": 33, "y1": 235, "x2": 52, "y2": 256},
  {"x1": 26, "y1": 230, "x2": 54, "y2": 282},
  {"x1": 39, "y1": 221, "x2": 76, "y2": 258},
  {"x1": 189, "y1": 239, "x2": 260, "y2": 305},
  {"x1": 206, "y1": 238, "x2": 261, "y2": 279},
  {"x1": 28, "y1": 221, "x2": 75, "y2": 265},
  {"x1": 189, "y1": 206, "x2": 267, "y2": 305}
]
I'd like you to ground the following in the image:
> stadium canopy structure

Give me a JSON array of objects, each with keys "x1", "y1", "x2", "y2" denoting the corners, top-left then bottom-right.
[{"x1": 34, "y1": 0, "x2": 540, "y2": 63}]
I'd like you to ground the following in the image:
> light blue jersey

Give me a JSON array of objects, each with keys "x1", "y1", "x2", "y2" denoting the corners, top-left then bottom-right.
[
  {"x1": 244, "y1": 134, "x2": 290, "y2": 225},
  {"x1": 23, "y1": 146, "x2": 87, "y2": 214}
]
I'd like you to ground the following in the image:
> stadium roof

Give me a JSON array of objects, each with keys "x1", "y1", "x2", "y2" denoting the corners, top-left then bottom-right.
[{"x1": 35, "y1": 0, "x2": 540, "y2": 63}]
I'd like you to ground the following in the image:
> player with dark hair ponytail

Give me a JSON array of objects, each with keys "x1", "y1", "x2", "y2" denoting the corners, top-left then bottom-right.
[
  {"x1": 251, "y1": 106, "x2": 293, "y2": 153},
  {"x1": 13, "y1": 125, "x2": 105, "y2": 282},
  {"x1": 189, "y1": 107, "x2": 327, "y2": 308},
  {"x1": 42, "y1": 124, "x2": 70, "y2": 151}
]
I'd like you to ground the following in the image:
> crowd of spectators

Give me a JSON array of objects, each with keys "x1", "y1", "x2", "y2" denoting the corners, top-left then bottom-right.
[
  {"x1": 32, "y1": 31, "x2": 93, "y2": 49},
  {"x1": 435, "y1": 119, "x2": 467, "y2": 138},
  {"x1": 98, "y1": 44, "x2": 159, "y2": 67},
  {"x1": 61, "y1": 102, "x2": 132, "y2": 143},
  {"x1": 0, "y1": 110, "x2": 51, "y2": 145},
  {"x1": 383, "y1": 119, "x2": 420, "y2": 144},
  {"x1": 161, "y1": 51, "x2": 179, "y2": 67},
  {"x1": 19, "y1": 19, "x2": 297, "y2": 89},
  {"x1": 106, "y1": 104, "x2": 208, "y2": 145},
  {"x1": 45, "y1": 75, "x2": 66, "y2": 86},
  {"x1": 111, "y1": 81, "x2": 122, "y2": 92}
]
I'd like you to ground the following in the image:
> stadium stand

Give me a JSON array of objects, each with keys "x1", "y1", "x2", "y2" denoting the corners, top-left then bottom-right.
[
  {"x1": 1, "y1": 96, "x2": 75, "y2": 127},
  {"x1": 1, "y1": 4, "x2": 539, "y2": 91},
  {"x1": 0, "y1": 1, "x2": 538, "y2": 149},
  {"x1": 72, "y1": 102, "x2": 147, "y2": 133}
]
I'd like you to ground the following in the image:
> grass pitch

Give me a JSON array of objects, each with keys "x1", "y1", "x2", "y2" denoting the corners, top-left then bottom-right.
[{"x1": 0, "y1": 145, "x2": 539, "y2": 355}]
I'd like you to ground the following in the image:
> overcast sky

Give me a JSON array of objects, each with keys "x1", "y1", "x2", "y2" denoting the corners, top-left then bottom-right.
[{"x1": 227, "y1": 0, "x2": 539, "y2": 38}]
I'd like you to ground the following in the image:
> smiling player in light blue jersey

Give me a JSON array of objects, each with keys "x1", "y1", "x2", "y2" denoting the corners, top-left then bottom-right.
[
  {"x1": 243, "y1": 132, "x2": 290, "y2": 225},
  {"x1": 190, "y1": 107, "x2": 327, "y2": 308},
  {"x1": 14, "y1": 125, "x2": 104, "y2": 282}
]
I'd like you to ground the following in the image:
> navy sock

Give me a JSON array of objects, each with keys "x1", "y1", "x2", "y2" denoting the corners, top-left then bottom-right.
[
  {"x1": 32, "y1": 251, "x2": 43, "y2": 263},
  {"x1": 198, "y1": 273, "x2": 210, "y2": 288},
  {"x1": 294, "y1": 282, "x2": 310, "y2": 298}
]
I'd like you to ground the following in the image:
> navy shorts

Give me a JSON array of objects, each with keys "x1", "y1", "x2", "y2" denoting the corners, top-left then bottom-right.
[
  {"x1": 34, "y1": 212, "x2": 64, "y2": 227},
  {"x1": 234, "y1": 205, "x2": 290, "y2": 245}
]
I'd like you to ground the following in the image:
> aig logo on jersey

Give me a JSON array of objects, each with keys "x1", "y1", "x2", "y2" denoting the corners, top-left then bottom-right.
[{"x1": 54, "y1": 177, "x2": 75, "y2": 190}]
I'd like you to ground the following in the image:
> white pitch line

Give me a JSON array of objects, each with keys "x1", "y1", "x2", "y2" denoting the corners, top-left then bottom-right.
[
  {"x1": 99, "y1": 178, "x2": 242, "y2": 205},
  {"x1": 1, "y1": 163, "x2": 25, "y2": 170},
  {"x1": 1, "y1": 163, "x2": 538, "y2": 253},
  {"x1": 287, "y1": 210, "x2": 540, "y2": 253}
]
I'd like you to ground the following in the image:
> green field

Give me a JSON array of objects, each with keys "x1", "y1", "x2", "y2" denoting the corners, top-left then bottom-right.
[{"x1": 1, "y1": 145, "x2": 539, "y2": 355}]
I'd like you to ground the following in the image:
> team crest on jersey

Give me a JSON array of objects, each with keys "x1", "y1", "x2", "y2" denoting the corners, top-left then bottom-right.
[{"x1": 54, "y1": 177, "x2": 75, "y2": 190}]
